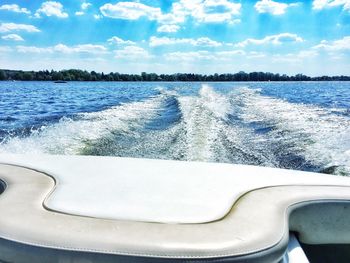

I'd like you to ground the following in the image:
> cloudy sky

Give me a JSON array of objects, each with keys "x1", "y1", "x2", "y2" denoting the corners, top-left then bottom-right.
[{"x1": 0, "y1": 0, "x2": 349, "y2": 75}]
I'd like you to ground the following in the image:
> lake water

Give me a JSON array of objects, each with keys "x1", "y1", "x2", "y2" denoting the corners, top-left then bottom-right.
[{"x1": 0, "y1": 81, "x2": 349, "y2": 176}]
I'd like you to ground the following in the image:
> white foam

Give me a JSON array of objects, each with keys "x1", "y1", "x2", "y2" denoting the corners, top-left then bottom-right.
[
  {"x1": 0, "y1": 96, "x2": 164, "y2": 155},
  {"x1": 177, "y1": 85, "x2": 231, "y2": 161},
  {"x1": 0, "y1": 85, "x2": 349, "y2": 175},
  {"x1": 237, "y1": 87, "x2": 350, "y2": 174}
]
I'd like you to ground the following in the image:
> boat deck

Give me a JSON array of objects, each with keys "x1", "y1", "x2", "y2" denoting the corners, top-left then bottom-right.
[{"x1": 0, "y1": 155, "x2": 349, "y2": 262}]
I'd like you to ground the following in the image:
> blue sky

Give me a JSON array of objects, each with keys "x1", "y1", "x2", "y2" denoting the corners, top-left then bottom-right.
[{"x1": 0, "y1": 0, "x2": 349, "y2": 75}]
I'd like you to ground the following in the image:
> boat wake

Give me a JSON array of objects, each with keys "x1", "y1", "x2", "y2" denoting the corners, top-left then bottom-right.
[{"x1": 1, "y1": 84, "x2": 349, "y2": 176}]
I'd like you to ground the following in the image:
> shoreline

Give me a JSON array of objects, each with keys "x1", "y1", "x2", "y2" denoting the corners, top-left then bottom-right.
[{"x1": 1, "y1": 69, "x2": 349, "y2": 82}]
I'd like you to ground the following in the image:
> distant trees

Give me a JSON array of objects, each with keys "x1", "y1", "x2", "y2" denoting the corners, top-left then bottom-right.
[
  {"x1": 0, "y1": 70, "x2": 6, "y2": 80},
  {"x1": 0, "y1": 69, "x2": 349, "y2": 82},
  {"x1": 22, "y1": 72, "x2": 33, "y2": 81}
]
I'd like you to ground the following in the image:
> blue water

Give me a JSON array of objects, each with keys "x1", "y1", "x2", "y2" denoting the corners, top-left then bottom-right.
[{"x1": 0, "y1": 81, "x2": 349, "y2": 175}]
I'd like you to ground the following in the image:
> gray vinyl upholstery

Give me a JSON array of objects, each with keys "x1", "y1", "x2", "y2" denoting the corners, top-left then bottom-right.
[
  {"x1": 290, "y1": 201, "x2": 350, "y2": 244},
  {"x1": 0, "y1": 162, "x2": 349, "y2": 263}
]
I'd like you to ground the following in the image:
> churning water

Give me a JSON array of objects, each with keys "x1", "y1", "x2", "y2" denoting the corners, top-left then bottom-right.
[{"x1": 0, "y1": 81, "x2": 349, "y2": 176}]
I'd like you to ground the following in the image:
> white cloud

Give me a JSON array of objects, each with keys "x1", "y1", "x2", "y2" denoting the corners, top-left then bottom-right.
[
  {"x1": 100, "y1": 2, "x2": 161, "y2": 20},
  {"x1": 165, "y1": 49, "x2": 274, "y2": 62},
  {"x1": 272, "y1": 50, "x2": 319, "y2": 63},
  {"x1": 236, "y1": 33, "x2": 303, "y2": 47},
  {"x1": 172, "y1": 0, "x2": 241, "y2": 23},
  {"x1": 0, "y1": 4, "x2": 30, "y2": 14},
  {"x1": 296, "y1": 50, "x2": 319, "y2": 58},
  {"x1": 157, "y1": 13, "x2": 185, "y2": 25},
  {"x1": 165, "y1": 51, "x2": 213, "y2": 61},
  {"x1": 217, "y1": 50, "x2": 246, "y2": 56},
  {"x1": 1, "y1": 34, "x2": 24, "y2": 41},
  {"x1": 157, "y1": 24, "x2": 180, "y2": 33},
  {"x1": 54, "y1": 44, "x2": 108, "y2": 54},
  {"x1": 255, "y1": 0, "x2": 299, "y2": 15},
  {"x1": 82, "y1": 2, "x2": 92, "y2": 10},
  {"x1": 35, "y1": 1, "x2": 68, "y2": 18},
  {"x1": 149, "y1": 36, "x2": 222, "y2": 47},
  {"x1": 116, "y1": 45, "x2": 321, "y2": 66},
  {"x1": 149, "y1": 37, "x2": 188, "y2": 46},
  {"x1": 312, "y1": 36, "x2": 350, "y2": 51},
  {"x1": 195, "y1": 37, "x2": 222, "y2": 47},
  {"x1": 194, "y1": 0, "x2": 241, "y2": 23},
  {"x1": 75, "y1": 2, "x2": 92, "y2": 16},
  {"x1": 16, "y1": 44, "x2": 108, "y2": 54},
  {"x1": 247, "y1": 51, "x2": 266, "y2": 59},
  {"x1": 114, "y1": 46, "x2": 152, "y2": 59},
  {"x1": 16, "y1": 45, "x2": 53, "y2": 53},
  {"x1": 272, "y1": 50, "x2": 318, "y2": 62},
  {"x1": 94, "y1": 14, "x2": 102, "y2": 19},
  {"x1": 99, "y1": 0, "x2": 241, "y2": 31},
  {"x1": 107, "y1": 36, "x2": 136, "y2": 45},
  {"x1": 271, "y1": 53, "x2": 300, "y2": 63},
  {"x1": 0, "y1": 46, "x2": 12, "y2": 52},
  {"x1": 0, "y1": 23, "x2": 40, "y2": 33},
  {"x1": 165, "y1": 49, "x2": 245, "y2": 62},
  {"x1": 312, "y1": 0, "x2": 350, "y2": 11}
]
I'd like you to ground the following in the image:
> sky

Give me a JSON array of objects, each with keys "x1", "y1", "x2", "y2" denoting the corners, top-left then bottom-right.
[{"x1": 0, "y1": 0, "x2": 349, "y2": 75}]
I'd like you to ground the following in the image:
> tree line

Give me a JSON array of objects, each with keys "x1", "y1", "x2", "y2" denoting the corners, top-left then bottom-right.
[{"x1": 0, "y1": 69, "x2": 349, "y2": 82}]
